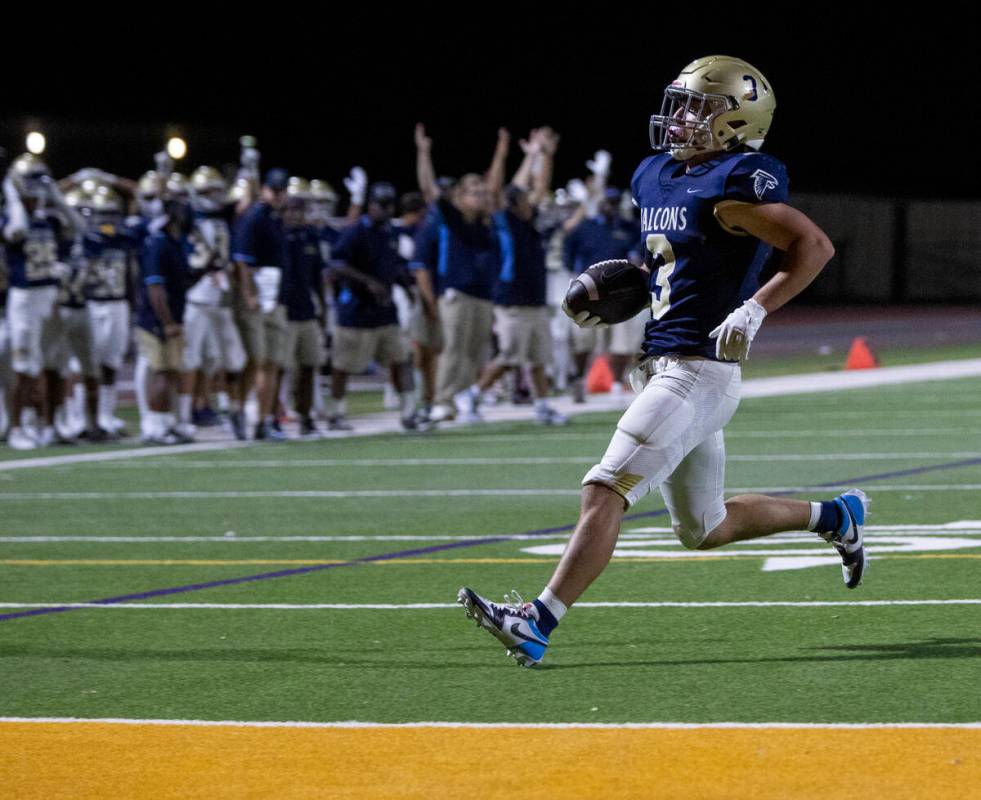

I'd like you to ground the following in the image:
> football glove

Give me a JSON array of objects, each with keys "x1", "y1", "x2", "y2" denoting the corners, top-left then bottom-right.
[
  {"x1": 344, "y1": 167, "x2": 368, "y2": 206},
  {"x1": 709, "y1": 298, "x2": 767, "y2": 361},
  {"x1": 561, "y1": 299, "x2": 608, "y2": 329}
]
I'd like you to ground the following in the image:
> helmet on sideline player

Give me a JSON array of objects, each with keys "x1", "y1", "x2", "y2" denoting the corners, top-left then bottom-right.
[
  {"x1": 650, "y1": 55, "x2": 776, "y2": 161},
  {"x1": 7, "y1": 153, "x2": 52, "y2": 199},
  {"x1": 189, "y1": 166, "x2": 228, "y2": 213},
  {"x1": 90, "y1": 185, "x2": 125, "y2": 229}
]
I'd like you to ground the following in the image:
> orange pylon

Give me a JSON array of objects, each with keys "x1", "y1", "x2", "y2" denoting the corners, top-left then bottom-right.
[
  {"x1": 586, "y1": 355, "x2": 615, "y2": 393},
  {"x1": 844, "y1": 337, "x2": 879, "y2": 370}
]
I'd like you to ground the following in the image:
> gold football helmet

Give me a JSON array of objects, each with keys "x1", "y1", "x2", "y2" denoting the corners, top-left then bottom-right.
[
  {"x1": 309, "y1": 179, "x2": 337, "y2": 202},
  {"x1": 287, "y1": 176, "x2": 312, "y2": 199},
  {"x1": 137, "y1": 170, "x2": 163, "y2": 200},
  {"x1": 190, "y1": 166, "x2": 227, "y2": 194},
  {"x1": 8, "y1": 153, "x2": 52, "y2": 198},
  {"x1": 165, "y1": 172, "x2": 189, "y2": 198},
  {"x1": 650, "y1": 55, "x2": 776, "y2": 160}
]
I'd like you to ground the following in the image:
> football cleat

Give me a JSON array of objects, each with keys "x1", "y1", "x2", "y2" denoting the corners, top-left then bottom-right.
[
  {"x1": 820, "y1": 488, "x2": 869, "y2": 589},
  {"x1": 326, "y1": 414, "x2": 354, "y2": 432},
  {"x1": 535, "y1": 405, "x2": 569, "y2": 426},
  {"x1": 457, "y1": 587, "x2": 549, "y2": 667}
]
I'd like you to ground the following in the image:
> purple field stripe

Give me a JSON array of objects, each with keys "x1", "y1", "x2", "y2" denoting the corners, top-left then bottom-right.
[{"x1": 3, "y1": 455, "x2": 981, "y2": 624}]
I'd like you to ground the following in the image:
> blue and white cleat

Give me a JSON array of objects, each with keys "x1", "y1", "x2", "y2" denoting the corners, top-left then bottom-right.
[
  {"x1": 457, "y1": 587, "x2": 549, "y2": 667},
  {"x1": 822, "y1": 488, "x2": 869, "y2": 589}
]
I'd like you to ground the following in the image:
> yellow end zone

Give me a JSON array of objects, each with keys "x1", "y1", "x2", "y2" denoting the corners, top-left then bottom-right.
[{"x1": 1, "y1": 721, "x2": 978, "y2": 799}]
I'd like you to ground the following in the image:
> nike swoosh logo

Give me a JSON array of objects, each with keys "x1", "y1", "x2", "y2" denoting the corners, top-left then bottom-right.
[
  {"x1": 510, "y1": 622, "x2": 545, "y2": 644},
  {"x1": 686, "y1": 188, "x2": 703, "y2": 194}
]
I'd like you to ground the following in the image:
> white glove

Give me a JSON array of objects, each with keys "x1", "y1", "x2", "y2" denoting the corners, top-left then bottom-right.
[
  {"x1": 344, "y1": 167, "x2": 368, "y2": 206},
  {"x1": 566, "y1": 179, "x2": 588, "y2": 205},
  {"x1": 586, "y1": 149, "x2": 611, "y2": 178},
  {"x1": 561, "y1": 298, "x2": 608, "y2": 329},
  {"x1": 709, "y1": 298, "x2": 767, "y2": 361}
]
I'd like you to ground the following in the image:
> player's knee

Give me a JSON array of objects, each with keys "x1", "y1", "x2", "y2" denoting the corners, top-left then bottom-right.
[{"x1": 673, "y1": 522, "x2": 709, "y2": 550}]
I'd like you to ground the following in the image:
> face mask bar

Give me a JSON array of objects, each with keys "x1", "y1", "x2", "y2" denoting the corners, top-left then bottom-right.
[{"x1": 649, "y1": 86, "x2": 732, "y2": 152}]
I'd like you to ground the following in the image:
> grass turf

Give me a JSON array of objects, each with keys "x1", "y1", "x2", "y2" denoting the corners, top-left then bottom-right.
[{"x1": 1, "y1": 371, "x2": 980, "y2": 724}]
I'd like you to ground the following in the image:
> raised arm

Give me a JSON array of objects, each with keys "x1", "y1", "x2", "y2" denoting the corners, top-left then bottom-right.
[
  {"x1": 529, "y1": 128, "x2": 559, "y2": 207},
  {"x1": 485, "y1": 127, "x2": 511, "y2": 209},
  {"x1": 415, "y1": 124, "x2": 439, "y2": 204}
]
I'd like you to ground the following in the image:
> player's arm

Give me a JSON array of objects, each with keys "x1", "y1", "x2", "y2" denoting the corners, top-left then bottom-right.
[
  {"x1": 714, "y1": 200, "x2": 835, "y2": 313},
  {"x1": 529, "y1": 128, "x2": 558, "y2": 208},
  {"x1": 414, "y1": 124, "x2": 439, "y2": 205},
  {"x1": 485, "y1": 127, "x2": 510, "y2": 209},
  {"x1": 231, "y1": 214, "x2": 259, "y2": 312}
]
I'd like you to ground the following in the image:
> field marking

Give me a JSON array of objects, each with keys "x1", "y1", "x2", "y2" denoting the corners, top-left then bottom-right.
[
  {"x1": 1, "y1": 716, "x2": 979, "y2": 729},
  {"x1": 4, "y1": 523, "x2": 980, "y2": 544},
  {"x1": 0, "y1": 599, "x2": 978, "y2": 611},
  {"x1": 62, "y1": 451, "x2": 981, "y2": 469},
  {"x1": 4, "y1": 483, "x2": 981, "y2": 500}
]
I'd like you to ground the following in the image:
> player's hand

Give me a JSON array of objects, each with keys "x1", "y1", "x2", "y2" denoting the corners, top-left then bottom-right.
[
  {"x1": 586, "y1": 150, "x2": 612, "y2": 178},
  {"x1": 566, "y1": 179, "x2": 588, "y2": 205},
  {"x1": 244, "y1": 292, "x2": 259, "y2": 313},
  {"x1": 164, "y1": 323, "x2": 183, "y2": 339},
  {"x1": 344, "y1": 167, "x2": 368, "y2": 206},
  {"x1": 561, "y1": 299, "x2": 608, "y2": 329},
  {"x1": 414, "y1": 123, "x2": 431, "y2": 151},
  {"x1": 709, "y1": 298, "x2": 767, "y2": 361}
]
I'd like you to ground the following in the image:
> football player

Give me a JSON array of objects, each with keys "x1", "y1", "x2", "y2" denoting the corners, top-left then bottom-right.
[
  {"x1": 83, "y1": 185, "x2": 139, "y2": 435},
  {"x1": 181, "y1": 166, "x2": 246, "y2": 437},
  {"x1": 459, "y1": 56, "x2": 868, "y2": 667},
  {"x1": 2, "y1": 154, "x2": 86, "y2": 449}
]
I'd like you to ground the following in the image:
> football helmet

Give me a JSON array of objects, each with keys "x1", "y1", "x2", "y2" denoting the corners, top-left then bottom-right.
[
  {"x1": 227, "y1": 176, "x2": 253, "y2": 205},
  {"x1": 90, "y1": 185, "x2": 125, "y2": 229},
  {"x1": 307, "y1": 179, "x2": 338, "y2": 224},
  {"x1": 137, "y1": 171, "x2": 164, "y2": 219},
  {"x1": 7, "y1": 153, "x2": 52, "y2": 199},
  {"x1": 165, "y1": 172, "x2": 190, "y2": 199},
  {"x1": 650, "y1": 55, "x2": 776, "y2": 161},
  {"x1": 189, "y1": 166, "x2": 228, "y2": 212},
  {"x1": 286, "y1": 176, "x2": 312, "y2": 199}
]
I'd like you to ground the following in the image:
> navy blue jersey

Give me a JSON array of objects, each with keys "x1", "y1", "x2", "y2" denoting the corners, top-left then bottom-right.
[
  {"x1": 563, "y1": 215, "x2": 641, "y2": 276},
  {"x1": 409, "y1": 199, "x2": 498, "y2": 300},
  {"x1": 631, "y1": 150, "x2": 789, "y2": 360},
  {"x1": 137, "y1": 231, "x2": 190, "y2": 338},
  {"x1": 2, "y1": 215, "x2": 68, "y2": 288},
  {"x1": 492, "y1": 210, "x2": 546, "y2": 307},
  {"x1": 331, "y1": 216, "x2": 404, "y2": 329},
  {"x1": 231, "y1": 201, "x2": 287, "y2": 269},
  {"x1": 319, "y1": 224, "x2": 342, "y2": 263},
  {"x1": 83, "y1": 224, "x2": 139, "y2": 302},
  {"x1": 282, "y1": 225, "x2": 325, "y2": 322}
]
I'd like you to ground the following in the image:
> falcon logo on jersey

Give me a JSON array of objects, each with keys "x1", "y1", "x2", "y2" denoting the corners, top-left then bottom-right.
[
  {"x1": 640, "y1": 206, "x2": 688, "y2": 233},
  {"x1": 750, "y1": 170, "x2": 778, "y2": 200}
]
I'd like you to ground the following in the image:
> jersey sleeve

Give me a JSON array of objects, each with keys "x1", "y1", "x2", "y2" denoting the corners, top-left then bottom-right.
[
  {"x1": 409, "y1": 219, "x2": 438, "y2": 273},
  {"x1": 330, "y1": 223, "x2": 361, "y2": 265},
  {"x1": 724, "y1": 152, "x2": 789, "y2": 204},
  {"x1": 231, "y1": 210, "x2": 258, "y2": 265},
  {"x1": 143, "y1": 236, "x2": 166, "y2": 286}
]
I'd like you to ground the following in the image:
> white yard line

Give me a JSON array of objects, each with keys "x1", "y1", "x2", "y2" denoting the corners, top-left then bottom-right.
[
  {"x1": 2, "y1": 484, "x2": 981, "y2": 500},
  {"x1": 3, "y1": 525, "x2": 979, "y2": 544},
  {"x1": 0, "y1": 599, "x2": 978, "y2": 610},
  {"x1": 1, "y1": 358, "x2": 980, "y2": 472},
  {"x1": 0, "y1": 717, "x2": 977, "y2": 729}
]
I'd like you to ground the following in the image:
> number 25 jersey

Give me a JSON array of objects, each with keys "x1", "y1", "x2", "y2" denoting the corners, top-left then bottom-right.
[{"x1": 630, "y1": 149, "x2": 789, "y2": 361}]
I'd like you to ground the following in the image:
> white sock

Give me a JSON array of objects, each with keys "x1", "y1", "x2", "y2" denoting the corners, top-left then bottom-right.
[
  {"x1": 178, "y1": 394, "x2": 193, "y2": 424},
  {"x1": 216, "y1": 391, "x2": 230, "y2": 413},
  {"x1": 536, "y1": 587, "x2": 568, "y2": 622},
  {"x1": 535, "y1": 398, "x2": 549, "y2": 412},
  {"x1": 332, "y1": 398, "x2": 347, "y2": 418},
  {"x1": 400, "y1": 391, "x2": 417, "y2": 419},
  {"x1": 807, "y1": 502, "x2": 822, "y2": 531},
  {"x1": 134, "y1": 355, "x2": 150, "y2": 419}
]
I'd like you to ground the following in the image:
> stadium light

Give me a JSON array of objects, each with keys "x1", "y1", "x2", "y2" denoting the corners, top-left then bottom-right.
[
  {"x1": 26, "y1": 131, "x2": 46, "y2": 155},
  {"x1": 167, "y1": 137, "x2": 187, "y2": 160}
]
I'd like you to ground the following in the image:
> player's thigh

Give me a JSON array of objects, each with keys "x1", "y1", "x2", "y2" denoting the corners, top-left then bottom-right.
[
  {"x1": 660, "y1": 430, "x2": 728, "y2": 549},
  {"x1": 182, "y1": 305, "x2": 210, "y2": 371},
  {"x1": 64, "y1": 308, "x2": 97, "y2": 378},
  {"x1": 493, "y1": 306, "x2": 525, "y2": 366},
  {"x1": 215, "y1": 309, "x2": 246, "y2": 373},
  {"x1": 582, "y1": 380, "x2": 696, "y2": 507},
  {"x1": 9, "y1": 288, "x2": 49, "y2": 376}
]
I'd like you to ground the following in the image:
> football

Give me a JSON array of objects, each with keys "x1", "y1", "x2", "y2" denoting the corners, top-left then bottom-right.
[{"x1": 564, "y1": 260, "x2": 650, "y2": 325}]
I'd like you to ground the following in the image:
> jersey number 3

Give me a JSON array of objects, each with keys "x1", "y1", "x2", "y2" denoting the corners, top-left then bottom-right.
[{"x1": 646, "y1": 234, "x2": 676, "y2": 320}]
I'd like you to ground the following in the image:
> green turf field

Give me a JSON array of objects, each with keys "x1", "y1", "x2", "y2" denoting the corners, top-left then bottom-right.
[{"x1": 1, "y1": 372, "x2": 980, "y2": 726}]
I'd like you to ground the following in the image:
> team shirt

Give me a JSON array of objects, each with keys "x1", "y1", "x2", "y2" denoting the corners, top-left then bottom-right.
[
  {"x1": 563, "y1": 214, "x2": 640, "y2": 276},
  {"x1": 59, "y1": 238, "x2": 90, "y2": 309},
  {"x1": 282, "y1": 225, "x2": 325, "y2": 322},
  {"x1": 491, "y1": 209, "x2": 547, "y2": 307},
  {"x1": 83, "y1": 223, "x2": 139, "y2": 302},
  {"x1": 330, "y1": 215, "x2": 406, "y2": 329},
  {"x1": 630, "y1": 149, "x2": 789, "y2": 360},
  {"x1": 186, "y1": 211, "x2": 233, "y2": 306},
  {"x1": 231, "y1": 201, "x2": 287, "y2": 268},
  {"x1": 410, "y1": 198, "x2": 499, "y2": 301},
  {"x1": 137, "y1": 230, "x2": 190, "y2": 339},
  {"x1": 2, "y1": 215, "x2": 68, "y2": 289}
]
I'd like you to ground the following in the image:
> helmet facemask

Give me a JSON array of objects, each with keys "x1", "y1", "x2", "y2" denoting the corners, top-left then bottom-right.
[{"x1": 650, "y1": 86, "x2": 733, "y2": 161}]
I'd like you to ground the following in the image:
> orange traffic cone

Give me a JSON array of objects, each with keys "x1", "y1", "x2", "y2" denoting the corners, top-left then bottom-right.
[
  {"x1": 844, "y1": 337, "x2": 879, "y2": 370},
  {"x1": 586, "y1": 354, "x2": 615, "y2": 393}
]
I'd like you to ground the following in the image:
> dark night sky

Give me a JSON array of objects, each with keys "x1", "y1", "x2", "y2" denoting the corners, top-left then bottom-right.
[{"x1": 3, "y1": 9, "x2": 977, "y2": 200}]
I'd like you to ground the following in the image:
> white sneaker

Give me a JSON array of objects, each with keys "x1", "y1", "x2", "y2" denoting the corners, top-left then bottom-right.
[
  {"x1": 8, "y1": 426, "x2": 39, "y2": 450},
  {"x1": 430, "y1": 404, "x2": 456, "y2": 423},
  {"x1": 535, "y1": 405, "x2": 569, "y2": 426}
]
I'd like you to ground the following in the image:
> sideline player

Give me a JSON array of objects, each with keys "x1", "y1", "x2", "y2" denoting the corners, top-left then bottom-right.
[{"x1": 458, "y1": 56, "x2": 869, "y2": 667}]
